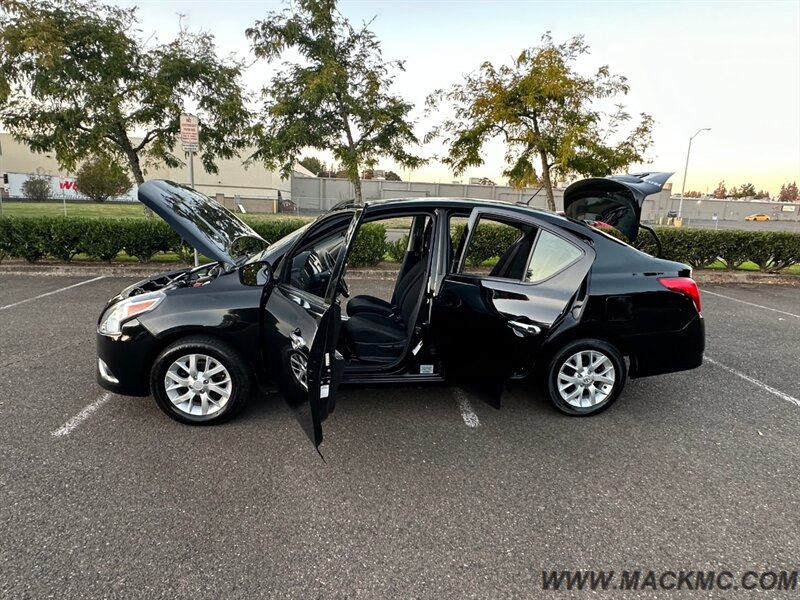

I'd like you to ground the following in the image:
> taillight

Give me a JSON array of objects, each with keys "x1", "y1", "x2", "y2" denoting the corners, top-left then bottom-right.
[{"x1": 658, "y1": 277, "x2": 702, "y2": 312}]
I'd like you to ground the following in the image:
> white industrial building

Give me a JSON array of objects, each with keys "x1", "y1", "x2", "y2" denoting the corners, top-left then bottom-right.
[{"x1": 0, "y1": 133, "x2": 313, "y2": 213}]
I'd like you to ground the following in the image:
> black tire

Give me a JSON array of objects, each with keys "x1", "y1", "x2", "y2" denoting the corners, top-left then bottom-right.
[
  {"x1": 150, "y1": 335, "x2": 252, "y2": 425},
  {"x1": 545, "y1": 338, "x2": 626, "y2": 416}
]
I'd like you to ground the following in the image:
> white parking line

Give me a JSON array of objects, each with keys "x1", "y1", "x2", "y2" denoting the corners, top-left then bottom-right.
[
  {"x1": 453, "y1": 388, "x2": 481, "y2": 428},
  {"x1": 51, "y1": 393, "x2": 113, "y2": 437},
  {"x1": 701, "y1": 289, "x2": 800, "y2": 319},
  {"x1": 0, "y1": 276, "x2": 106, "y2": 311},
  {"x1": 706, "y1": 357, "x2": 800, "y2": 408}
]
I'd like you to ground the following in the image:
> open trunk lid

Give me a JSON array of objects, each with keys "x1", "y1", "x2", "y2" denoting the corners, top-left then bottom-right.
[{"x1": 563, "y1": 172, "x2": 673, "y2": 242}]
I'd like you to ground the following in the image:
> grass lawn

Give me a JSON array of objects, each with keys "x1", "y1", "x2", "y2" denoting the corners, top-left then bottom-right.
[
  {"x1": 1, "y1": 201, "x2": 149, "y2": 218},
  {"x1": 0, "y1": 201, "x2": 315, "y2": 221},
  {"x1": 706, "y1": 260, "x2": 800, "y2": 274}
]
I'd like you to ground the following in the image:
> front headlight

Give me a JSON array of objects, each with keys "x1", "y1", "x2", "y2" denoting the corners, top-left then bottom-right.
[{"x1": 99, "y1": 291, "x2": 165, "y2": 336}]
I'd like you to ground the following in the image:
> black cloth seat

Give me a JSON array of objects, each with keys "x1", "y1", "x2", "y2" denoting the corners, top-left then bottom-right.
[
  {"x1": 344, "y1": 260, "x2": 426, "y2": 363},
  {"x1": 346, "y1": 258, "x2": 425, "y2": 318},
  {"x1": 347, "y1": 220, "x2": 434, "y2": 318},
  {"x1": 345, "y1": 295, "x2": 393, "y2": 317},
  {"x1": 490, "y1": 235, "x2": 532, "y2": 280}
]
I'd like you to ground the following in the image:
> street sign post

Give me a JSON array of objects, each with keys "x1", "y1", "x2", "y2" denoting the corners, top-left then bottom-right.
[
  {"x1": 180, "y1": 114, "x2": 199, "y2": 146},
  {"x1": 181, "y1": 114, "x2": 200, "y2": 266}
]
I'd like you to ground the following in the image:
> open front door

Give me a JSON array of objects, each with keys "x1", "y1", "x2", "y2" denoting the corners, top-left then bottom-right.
[
  {"x1": 432, "y1": 208, "x2": 595, "y2": 406},
  {"x1": 261, "y1": 208, "x2": 365, "y2": 450}
]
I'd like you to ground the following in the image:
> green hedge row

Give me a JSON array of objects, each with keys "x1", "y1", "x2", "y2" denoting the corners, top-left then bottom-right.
[
  {"x1": 0, "y1": 216, "x2": 387, "y2": 266},
  {"x1": 2, "y1": 216, "x2": 799, "y2": 272},
  {"x1": 634, "y1": 227, "x2": 800, "y2": 271},
  {"x1": 453, "y1": 222, "x2": 522, "y2": 267}
]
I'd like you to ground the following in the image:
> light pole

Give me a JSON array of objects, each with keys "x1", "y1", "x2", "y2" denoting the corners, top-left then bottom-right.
[{"x1": 678, "y1": 127, "x2": 711, "y2": 219}]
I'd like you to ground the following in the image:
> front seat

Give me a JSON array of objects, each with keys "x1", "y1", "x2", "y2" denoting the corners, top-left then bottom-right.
[
  {"x1": 346, "y1": 222, "x2": 432, "y2": 318},
  {"x1": 346, "y1": 258, "x2": 424, "y2": 318},
  {"x1": 343, "y1": 259, "x2": 427, "y2": 363}
]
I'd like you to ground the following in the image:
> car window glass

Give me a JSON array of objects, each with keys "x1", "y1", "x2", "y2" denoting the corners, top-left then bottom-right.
[
  {"x1": 460, "y1": 216, "x2": 533, "y2": 279},
  {"x1": 262, "y1": 222, "x2": 312, "y2": 262},
  {"x1": 525, "y1": 230, "x2": 582, "y2": 282},
  {"x1": 448, "y1": 215, "x2": 470, "y2": 271}
]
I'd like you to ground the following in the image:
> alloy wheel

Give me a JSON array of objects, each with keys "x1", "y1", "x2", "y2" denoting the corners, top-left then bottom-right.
[
  {"x1": 289, "y1": 352, "x2": 308, "y2": 390},
  {"x1": 164, "y1": 353, "x2": 232, "y2": 417},
  {"x1": 556, "y1": 350, "x2": 616, "y2": 408}
]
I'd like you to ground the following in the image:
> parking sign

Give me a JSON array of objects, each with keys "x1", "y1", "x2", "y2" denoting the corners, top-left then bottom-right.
[{"x1": 180, "y1": 114, "x2": 199, "y2": 148}]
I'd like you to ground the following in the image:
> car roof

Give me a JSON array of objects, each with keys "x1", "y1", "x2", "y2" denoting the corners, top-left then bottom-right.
[{"x1": 330, "y1": 196, "x2": 590, "y2": 235}]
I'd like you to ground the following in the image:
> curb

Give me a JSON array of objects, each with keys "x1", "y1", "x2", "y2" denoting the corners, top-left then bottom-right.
[
  {"x1": 0, "y1": 261, "x2": 797, "y2": 286},
  {"x1": 692, "y1": 270, "x2": 800, "y2": 286},
  {"x1": 0, "y1": 261, "x2": 401, "y2": 280}
]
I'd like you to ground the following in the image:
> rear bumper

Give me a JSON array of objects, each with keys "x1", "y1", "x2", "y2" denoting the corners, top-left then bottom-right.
[
  {"x1": 628, "y1": 314, "x2": 705, "y2": 378},
  {"x1": 96, "y1": 319, "x2": 157, "y2": 396}
]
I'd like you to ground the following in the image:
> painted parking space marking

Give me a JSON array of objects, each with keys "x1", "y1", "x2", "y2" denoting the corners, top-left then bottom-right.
[
  {"x1": 701, "y1": 289, "x2": 800, "y2": 320},
  {"x1": 0, "y1": 276, "x2": 106, "y2": 311},
  {"x1": 453, "y1": 388, "x2": 481, "y2": 428},
  {"x1": 52, "y1": 393, "x2": 113, "y2": 437},
  {"x1": 706, "y1": 357, "x2": 800, "y2": 408}
]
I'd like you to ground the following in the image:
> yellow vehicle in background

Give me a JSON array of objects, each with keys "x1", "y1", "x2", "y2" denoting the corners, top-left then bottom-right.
[{"x1": 745, "y1": 214, "x2": 770, "y2": 221}]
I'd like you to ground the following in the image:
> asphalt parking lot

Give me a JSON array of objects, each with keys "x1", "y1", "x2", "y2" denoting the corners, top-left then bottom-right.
[{"x1": 1, "y1": 273, "x2": 798, "y2": 598}]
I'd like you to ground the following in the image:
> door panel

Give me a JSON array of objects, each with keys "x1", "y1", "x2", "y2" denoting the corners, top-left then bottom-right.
[
  {"x1": 432, "y1": 209, "x2": 595, "y2": 405},
  {"x1": 261, "y1": 208, "x2": 365, "y2": 450},
  {"x1": 261, "y1": 286, "x2": 331, "y2": 446}
]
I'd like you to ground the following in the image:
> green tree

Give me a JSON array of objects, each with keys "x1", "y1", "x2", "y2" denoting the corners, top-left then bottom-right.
[
  {"x1": 76, "y1": 155, "x2": 132, "y2": 203},
  {"x1": 0, "y1": 0, "x2": 252, "y2": 185},
  {"x1": 22, "y1": 169, "x2": 52, "y2": 202},
  {"x1": 246, "y1": 0, "x2": 423, "y2": 204},
  {"x1": 754, "y1": 189, "x2": 770, "y2": 200},
  {"x1": 712, "y1": 181, "x2": 727, "y2": 199},
  {"x1": 299, "y1": 156, "x2": 325, "y2": 176},
  {"x1": 739, "y1": 182, "x2": 756, "y2": 198},
  {"x1": 729, "y1": 185, "x2": 739, "y2": 198},
  {"x1": 385, "y1": 170, "x2": 401, "y2": 181},
  {"x1": 778, "y1": 182, "x2": 798, "y2": 201},
  {"x1": 427, "y1": 33, "x2": 653, "y2": 211}
]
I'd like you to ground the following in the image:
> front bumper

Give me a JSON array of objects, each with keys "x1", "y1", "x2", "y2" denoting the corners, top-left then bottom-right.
[{"x1": 96, "y1": 319, "x2": 158, "y2": 397}]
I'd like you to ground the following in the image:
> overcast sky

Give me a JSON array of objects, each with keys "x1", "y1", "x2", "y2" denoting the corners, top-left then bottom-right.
[{"x1": 119, "y1": 0, "x2": 798, "y2": 194}]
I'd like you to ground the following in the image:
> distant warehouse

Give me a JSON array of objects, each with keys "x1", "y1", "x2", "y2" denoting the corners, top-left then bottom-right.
[{"x1": 0, "y1": 133, "x2": 313, "y2": 213}]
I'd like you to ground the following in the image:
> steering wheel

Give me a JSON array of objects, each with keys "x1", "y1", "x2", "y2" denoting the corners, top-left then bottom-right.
[{"x1": 321, "y1": 250, "x2": 336, "y2": 270}]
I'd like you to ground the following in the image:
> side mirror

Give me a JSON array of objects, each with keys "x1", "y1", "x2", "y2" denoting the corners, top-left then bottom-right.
[{"x1": 239, "y1": 261, "x2": 273, "y2": 287}]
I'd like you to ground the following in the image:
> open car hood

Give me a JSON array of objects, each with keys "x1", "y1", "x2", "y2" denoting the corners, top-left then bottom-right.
[
  {"x1": 138, "y1": 180, "x2": 267, "y2": 266},
  {"x1": 563, "y1": 172, "x2": 673, "y2": 242}
]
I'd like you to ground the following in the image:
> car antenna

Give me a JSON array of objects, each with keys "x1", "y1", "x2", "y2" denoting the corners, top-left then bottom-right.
[{"x1": 516, "y1": 185, "x2": 544, "y2": 206}]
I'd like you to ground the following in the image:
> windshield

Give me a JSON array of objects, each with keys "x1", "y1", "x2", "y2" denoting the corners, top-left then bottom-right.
[{"x1": 248, "y1": 222, "x2": 313, "y2": 265}]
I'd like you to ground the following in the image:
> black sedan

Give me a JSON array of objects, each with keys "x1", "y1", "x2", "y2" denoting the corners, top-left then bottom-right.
[{"x1": 96, "y1": 173, "x2": 704, "y2": 448}]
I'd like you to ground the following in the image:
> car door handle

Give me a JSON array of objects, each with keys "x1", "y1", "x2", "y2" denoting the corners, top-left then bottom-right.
[
  {"x1": 508, "y1": 320, "x2": 541, "y2": 336},
  {"x1": 437, "y1": 290, "x2": 460, "y2": 308},
  {"x1": 290, "y1": 328, "x2": 306, "y2": 350}
]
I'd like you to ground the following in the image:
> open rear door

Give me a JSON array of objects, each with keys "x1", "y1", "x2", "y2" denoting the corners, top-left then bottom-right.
[
  {"x1": 432, "y1": 207, "x2": 595, "y2": 407},
  {"x1": 261, "y1": 209, "x2": 365, "y2": 451}
]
